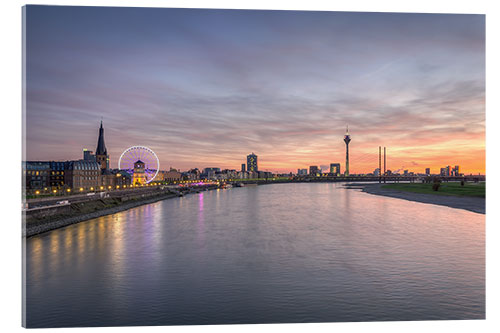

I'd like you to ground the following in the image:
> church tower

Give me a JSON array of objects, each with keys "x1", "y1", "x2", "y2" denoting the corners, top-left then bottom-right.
[{"x1": 95, "y1": 120, "x2": 109, "y2": 171}]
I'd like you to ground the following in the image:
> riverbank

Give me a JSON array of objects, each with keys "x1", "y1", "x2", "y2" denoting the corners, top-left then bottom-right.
[
  {"x1": 24, "y1": 192, "x2": 179, "y2": 237},
  {"x1": 24, "y1": 185, "x2": 219, "y2": 237},
  {"x1": 345, "y1": 183, "x2": 485, "y2": 214}
]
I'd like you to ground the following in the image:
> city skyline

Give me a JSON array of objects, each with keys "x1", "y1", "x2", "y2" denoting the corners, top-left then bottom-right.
[{"x1": 25, "y1": 7, "x2": 485, "y2": 174}]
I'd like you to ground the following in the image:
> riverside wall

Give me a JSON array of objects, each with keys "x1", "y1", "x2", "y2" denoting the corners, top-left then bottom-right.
[{"x1": 24, "y1": 185, "x2": 218, "y2": 237}]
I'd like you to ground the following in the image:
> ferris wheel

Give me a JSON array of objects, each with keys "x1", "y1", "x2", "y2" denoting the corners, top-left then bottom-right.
[{"x1": 118, "y1": 146, "x2": 160, "y2": 183}]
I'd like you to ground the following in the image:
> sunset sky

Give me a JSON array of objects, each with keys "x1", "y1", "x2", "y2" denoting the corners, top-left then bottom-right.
[{"x1": 25, "y1": 6, "x2": 485, "y2": 174}]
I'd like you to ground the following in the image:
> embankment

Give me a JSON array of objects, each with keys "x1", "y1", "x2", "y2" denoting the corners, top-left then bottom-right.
[{"x1": 24, "y1": 186, "x2": 218, "y2": 237}]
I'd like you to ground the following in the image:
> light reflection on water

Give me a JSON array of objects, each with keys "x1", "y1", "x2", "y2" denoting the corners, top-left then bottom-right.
[{"x1": 25, "y1": 183, "x2": 484, "y2": 327}]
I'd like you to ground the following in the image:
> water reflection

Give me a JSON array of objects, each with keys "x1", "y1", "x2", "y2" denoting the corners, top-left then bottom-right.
[
  {"x1": 197, "y1": 193, "x2": 205, "y2": 247},
  {"x1": 26, "y1": 183, "x2": 485, "y2": 327}
]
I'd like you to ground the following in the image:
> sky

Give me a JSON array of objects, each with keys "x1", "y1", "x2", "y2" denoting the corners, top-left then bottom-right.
[{"x1": 24, "y1": 6, "x2": 485, "y2": 174}]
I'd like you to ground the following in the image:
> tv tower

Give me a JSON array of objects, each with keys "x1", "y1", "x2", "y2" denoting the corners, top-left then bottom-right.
[{"x1": 344, "y1": 125, "x2": 351, "y2": 176}]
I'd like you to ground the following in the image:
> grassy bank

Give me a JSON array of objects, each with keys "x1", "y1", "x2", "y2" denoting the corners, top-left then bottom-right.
[{"x1": 381, "y1": 182, "x2": 485, "y2": 198}]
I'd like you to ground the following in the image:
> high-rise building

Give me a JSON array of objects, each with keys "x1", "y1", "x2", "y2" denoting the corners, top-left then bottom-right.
[
  {"x1": 241, "y1": 163, "x2": 246, "y2": 172},
  {"x1": 247, "y1": 153, "x2": 258, "y2": 172},
  {"x1": 453, "y1": 165, "x2": 460, "y2": 176},
  {"x1": 309, "y1": 166, "x2": 319, "y2": 176},
  {"x1": 95, "y1": 120, "x2": 109, "y2": 171},
  {"x1": 374, "y1": 168, "x2": 380, "y2": 176},
  {"x1": 343, "y1": 126, "x2": 351, "y2": 176},
  {"x1": 425, "y1": 168, "x2": 430, "y2": 175},
  {"x1": 330, "y1": 163, "x2": 341, "y2": 176}
]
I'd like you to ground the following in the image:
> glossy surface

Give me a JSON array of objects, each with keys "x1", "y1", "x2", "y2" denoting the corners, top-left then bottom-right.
[{"x1": 25, "y1": 183, "x2": 485, "y2": 327}]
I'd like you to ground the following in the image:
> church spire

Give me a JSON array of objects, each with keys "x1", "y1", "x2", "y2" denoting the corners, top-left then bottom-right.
[
  {"x1": 96, "y1": 120, "x2": 107, "y2": 155},
  {"x1": 95, "y1": 120, "x2": 108, "y2": 170}
]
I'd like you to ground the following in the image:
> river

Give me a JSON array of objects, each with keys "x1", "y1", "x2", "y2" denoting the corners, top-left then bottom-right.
[{"x1": 24, "y1": 183, "x2": 485, "y2": 327}]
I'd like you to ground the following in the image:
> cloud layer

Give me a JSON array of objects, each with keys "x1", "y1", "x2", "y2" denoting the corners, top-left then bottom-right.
[{"x1": 25, "y1": 7, "x2": 485, "y2": 174}]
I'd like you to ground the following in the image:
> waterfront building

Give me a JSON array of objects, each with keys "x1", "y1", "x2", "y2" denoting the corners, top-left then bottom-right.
[
  {"x1": 309, "y1": 166, "x2": 319, "y2": 177},
  {"x1": 241, "y1": 163, "x2": 246, "y2": 172},
  {"x1": 23, "y1": 161, "x2": 50, "y2": 191},
  {"x1": 297, "y1": 168, "x2": 308, "y2": 176},
  {"x1": 453, "y1": 165, "x2": 460, "y2": 176},
  {"x1": 163, "y1": 168, "x2": 182, "y2": 182},
  {"x1": 181, "y1": 168, "x2": 201, "y2": 181},
  {"x1": 113, "y1": 170, "x2": 132, "y2": 187},
  {"x1": 258, "y1": 171, "x2": 273, "y2": 179},
  {"x1": 65, "y1": 160, "x2": 100, "y2": 190},
  {"x1": 236, "y1": 171, "x2": 249, "y2": 179},
  {"x1": 403, "y1": 170, "x2": 409, "y2": 176},
  {"x1": 344, "y1": 126, "x2": 351, "y2": 176},
  {"x1": 133, "y1": 160, "x2": 147, "y2": 185},
  {"x1": 247, "y1": 153, "x2": 258, "y2": 172},
  {"x1": 425, "y1": 168, "x2": 431, "y2": 175},
  {"x1": 83, "y1": 149, "x2": 96, "y2": 162},
  {"x1": 202, "y1": 167, "x2": 220, "y2": 179},
  {"x1": 374, "y1": 168, "x2": 381, "y2": 177},
  {"x1": 330, "y1": 163, "x2": 341, "y2": 176},
  {"x1": 49, "y1": 161, "x2": 66, "y2": 188},
  {"x1": 95, "y1": 120, "x2": 109, "y2": 171},
  {"x1": 248, "y1": 171, "x2": 258, "y2": 179},
  {"x1": 99, "y1": 169, "x2": 117, "y2": 188}
]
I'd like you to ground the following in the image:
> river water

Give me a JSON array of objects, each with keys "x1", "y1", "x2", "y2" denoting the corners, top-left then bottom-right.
[{"x1": 24, "y1": 183, "x2": 485, "y2": 327}]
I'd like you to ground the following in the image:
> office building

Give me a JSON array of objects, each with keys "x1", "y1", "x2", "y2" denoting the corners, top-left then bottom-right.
[
  {"x1": 247, "y1": 153, "x2": 258, "y2": 172},
  {"x1": 330, "y1": 163, "x2": 341, "y2": 176},
  {"x1": 309, "y1": 166, "x2": 319, "y2": 176}
]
